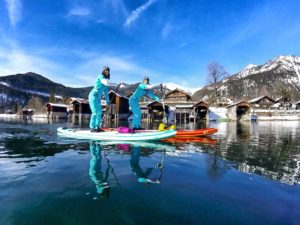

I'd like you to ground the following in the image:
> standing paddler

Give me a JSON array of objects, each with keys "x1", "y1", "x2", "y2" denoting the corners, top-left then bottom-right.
[
  {"x1": 129, "y1": 76, "x2": 160, "y2": 130},
  {"x1": 88, "y1": 66, "x2": 111, "y2": 132}
]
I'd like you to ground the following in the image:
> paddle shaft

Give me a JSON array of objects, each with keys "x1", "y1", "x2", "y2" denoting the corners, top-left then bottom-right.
[{"x1": 160, "y1": 84, "x2": 168, "y2": 124}]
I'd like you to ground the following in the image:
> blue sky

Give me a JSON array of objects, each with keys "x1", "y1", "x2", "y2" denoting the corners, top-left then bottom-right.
[{"x1": 0, "y1": 0, "x2": 300, "y2": 91}]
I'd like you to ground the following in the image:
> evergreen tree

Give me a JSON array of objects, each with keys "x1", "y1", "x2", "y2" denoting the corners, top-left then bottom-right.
[{"x1": 49, "y1": 90, "x2": 56, "y2": 103}]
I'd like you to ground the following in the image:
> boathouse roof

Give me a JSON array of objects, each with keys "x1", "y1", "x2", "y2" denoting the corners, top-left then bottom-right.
[
  {"x1": 166, "y1": 88, "x2": 191, "y2": 96},
  {"x1": 108, "y1": 90, "x2": 128, "y2": 99},
  {"x1": 45, "y1": 103, "x2": 67, "y2": 108},
  {"x1": 226, "y1": 101, "x2": 250, "y2": 108},
  {"x1": 193, "y1": 101, "x2": 209, "y2": 108},
  {"x1": 248, "y1": 95, "x2": 274, "y2": 104},
  {"x1": 66, "y1": 97, "x2": 89, "y2": 104}
]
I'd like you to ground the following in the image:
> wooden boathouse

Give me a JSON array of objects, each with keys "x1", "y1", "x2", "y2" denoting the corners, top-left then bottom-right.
[
  {"x1": 45, "y1": 103, "x2": 68, "y2": 119},
  {"x1": 104, "y1": 91, "x2": 130, "y2": 126},
  {"x1": 139, "y1": 88, "x2": 210, "y2": 123},
  {"x1": 248, "y1": 95, "x2": 275, "y2": 109},
  {"x1": 226, "y1": 101, "x2": 251, "y2": 121},
  {"x1": 66, "y1": 98, "x2": 91, "y2": 121},
  {"x1": 194, "y1": 101, "x2": 209, "y2": 120},
  {"x1": 164, "y1": 88, "x2": 195, "y2": 123},
  {"x1": 107, "y1": 90, "x2": 130, "y2": 118}
]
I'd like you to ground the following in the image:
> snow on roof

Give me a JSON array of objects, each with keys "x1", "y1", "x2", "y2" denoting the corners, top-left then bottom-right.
[
  {"x1": 108, "y1": 90, "x2": 128, "y2": 99},
  {"x1": 226, "y1": 101, "x2": 250, "y2": 108},
  {"x1": 271, "y1": 103, "x2": 281, "y2": 108},
  {"x1": 166, "y1": 88, "x2": 191, "y2": 97},
  {"x1": 248, "y1": 95, "x2": 274, "y2": 103},
  {"x1": 67, "y1": 97, "x2": 89, "y2": 104},
  {"x1": 45, "y1": 103, "x2": 67, "y2": 107},
  {"x1": 248, "y1": 96, "x2": 266, "y2": 103},
  {"x1": 175, "y1": 105, "x2": 193, "y2": 108}
]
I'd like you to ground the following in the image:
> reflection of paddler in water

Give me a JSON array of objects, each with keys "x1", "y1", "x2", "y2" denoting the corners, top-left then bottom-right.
[
  {"x1": 126, "y1": 145, "x2": 164, "y2": 184},
  {"x1": 130, "y1": 146, "x2": 162, "y2": 184},
  {"x1": 89, "y1": 141, "x2": 111, "y2": 197}
]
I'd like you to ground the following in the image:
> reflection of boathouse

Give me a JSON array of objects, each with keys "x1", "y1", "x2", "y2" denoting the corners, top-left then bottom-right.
[
  {"x1": 226, "y1": 101, "x2": 251, "y2": 121},
  {"x1": 20, "y1": 108, "x2": 35, "y2": 117},
  {"x1": 45, "y1": 103, "x2": 68, "y2": 119}
]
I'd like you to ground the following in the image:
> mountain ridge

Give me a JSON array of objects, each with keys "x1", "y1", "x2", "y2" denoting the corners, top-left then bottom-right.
[
  {"x1": 1, "y1": 55, "x2": 300, "y2": 112},
  {"x1": 193, "y1": 55, "x2": 300, "y2": 102}
]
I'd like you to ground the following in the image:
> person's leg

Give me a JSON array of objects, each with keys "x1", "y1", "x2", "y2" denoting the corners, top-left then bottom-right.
[
  {"x1": 89, "y1": 92, "x2": 97, "y2": 130},
  {"x1": 130, "y1": 98, "x2": 141, "y2": 128},
  {"x1": 95, "y1": 102, "x2": 102, "y2": 129}
]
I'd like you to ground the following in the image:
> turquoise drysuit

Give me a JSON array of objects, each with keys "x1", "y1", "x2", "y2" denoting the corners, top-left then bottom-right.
[
  {"x1": 129, "y1": 83, "x2": 160, "y2": 128},
  {"x1": 89, "y1": 141, "x2": 110, "y2": 195},
  {"x1": 88, "y1": 74, "x2": 110, "y2": 129}
]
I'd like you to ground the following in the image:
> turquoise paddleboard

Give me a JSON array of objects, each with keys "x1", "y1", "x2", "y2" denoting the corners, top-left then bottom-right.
[{"x1": 57, "y1": 127, "x2": 177, "y2": 141}]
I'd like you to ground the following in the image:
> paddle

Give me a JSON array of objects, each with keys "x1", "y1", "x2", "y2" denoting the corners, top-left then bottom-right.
[
  {"x1": 102, "y1": 148, "x2": 121, "y2": 186},
  {"x1": 152, "y1": 149, "x2": 165, "y2": 184},
  {"x1": 160, "y1": 83, "x2": 168, "y2": 125}
]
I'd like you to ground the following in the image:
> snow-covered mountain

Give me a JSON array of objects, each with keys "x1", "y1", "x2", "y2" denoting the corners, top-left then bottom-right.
[
  {"x1": 193, "y1": 55, "x2": 300, "y2": 102},
  {"x1": 234, "y1": 55, "x2": 300, "y2": 81},
  {"x1": 164, "y1": 82, "x2": 199, "y2": 95}
]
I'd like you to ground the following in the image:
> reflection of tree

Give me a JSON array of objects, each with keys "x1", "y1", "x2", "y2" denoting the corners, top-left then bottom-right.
[
  {"x1": 236, "y1": 122, "x2": 250, "y2": 143},
  {"x1": 206, "y1": 145, "x2": 230, "y2": 180},
  {"x1": 4, "y1": 137, "x2": 74, "y2": 166}
]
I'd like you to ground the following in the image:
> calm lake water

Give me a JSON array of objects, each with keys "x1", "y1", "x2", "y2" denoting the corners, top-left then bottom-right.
[{"x1": 0, "y1": 118, "x2": 299, "y2": 225}]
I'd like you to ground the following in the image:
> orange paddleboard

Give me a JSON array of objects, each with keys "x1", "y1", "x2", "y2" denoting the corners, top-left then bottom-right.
[
  {"x1": 175, "y1": 128, "x2": 218, "y2": 137},
  {"x1": 163, "y1": 136, "x2": 217, "y2": 145}
]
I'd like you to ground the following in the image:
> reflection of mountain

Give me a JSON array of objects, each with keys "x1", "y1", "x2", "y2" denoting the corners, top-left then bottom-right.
[
  {"x1": 3, "y1": 137, "x2": 85, "y2": 166},
  {"x1": 212, "y1": 122, "x2": 300, "y2": 185}
]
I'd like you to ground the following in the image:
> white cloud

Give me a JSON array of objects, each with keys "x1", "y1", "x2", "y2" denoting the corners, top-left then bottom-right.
[
  {"x1": 68, "y1": 7, "x2": 90, "y2": 17},
  {"x1": 71, "y1": 54, "x2": 158, "y2": 86},
  {"x1": 0, "y1": 46, "x2": 62, "y2": 80},
  {"x1": 5, "y1": 0, "x2": 22, "y2": 27},
  {"x1": 124, "y1": 0, "x2": 157, "y2": 28},
  {"x1": 0, "y1": 44, "x2": 194, "y2": 89},
  {"x1": 161, "y1": 22, "x2": 173, "y2": 39},
  {"x1": 109, "y1": 0, "x2": 128, "y2": 16}
]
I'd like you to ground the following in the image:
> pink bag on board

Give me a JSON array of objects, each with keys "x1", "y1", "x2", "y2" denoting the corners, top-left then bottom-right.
[{"x1": 117, "y1": 127, "x2": 135, "y2": 133}]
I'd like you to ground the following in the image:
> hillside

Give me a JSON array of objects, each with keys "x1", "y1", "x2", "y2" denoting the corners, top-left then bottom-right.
[
  {"x1": 193, "y1": 55, "x2": 300, "y2": 102},
  {"x1": 0, "y1": 72, "x2": 167, "y2": 113}
]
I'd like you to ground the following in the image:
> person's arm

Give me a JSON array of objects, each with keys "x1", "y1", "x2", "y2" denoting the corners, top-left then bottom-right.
[
  {"x1": 147, "y1": 90, "x2": 160, "y2": 101},
  {"x1": 98, "y1": 75, "x2": 110, "y2": 104},
  {"x1": 138, "y1": 83, "x2": 160, "y2": 101},
  {"x1": 103, "y1": 85, "x2": 110, "y2": 104}
]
